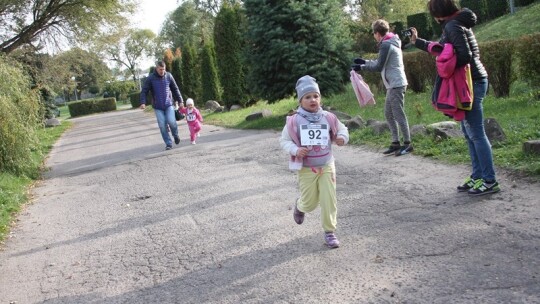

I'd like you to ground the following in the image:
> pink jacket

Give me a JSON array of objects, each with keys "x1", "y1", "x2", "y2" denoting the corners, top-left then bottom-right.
[
  {"x1": 429, "y1": 42, "x2": 473, "y2": 121},
  {"x1": 179, "y1": 107, "x2": 203, "y2": 125}
]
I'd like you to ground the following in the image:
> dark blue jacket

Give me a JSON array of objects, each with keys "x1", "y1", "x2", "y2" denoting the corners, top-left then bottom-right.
[{"x1": 140, "y1": 71, "x2": 183, "y2": 110}]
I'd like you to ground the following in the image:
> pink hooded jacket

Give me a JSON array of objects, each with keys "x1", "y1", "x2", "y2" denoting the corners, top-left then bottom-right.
[{"x1": 429, "y1": 42, "x2": 474, "y2": 121}]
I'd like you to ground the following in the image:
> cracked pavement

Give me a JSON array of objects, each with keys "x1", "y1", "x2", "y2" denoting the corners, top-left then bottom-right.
[{"x1": 0, "y1": 109, "x2": 539, "y2": 303}]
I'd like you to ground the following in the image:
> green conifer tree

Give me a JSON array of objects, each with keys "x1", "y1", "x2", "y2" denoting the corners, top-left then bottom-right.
[
  {"x1": 214, "y1": 2, "x2": 247, "y2": 108},
  {"x1": 244, "y1": 0, "x2": 351, "y2": 102},
  {"x1": 171, "y1": 56, "x2": 184, "y2": 99},
  {"x1": 200, "y1": 42, "x2": 222, "y2": 102},
  {"x1": 180, "y1": 44, "x2": 201, "y2": 101}
]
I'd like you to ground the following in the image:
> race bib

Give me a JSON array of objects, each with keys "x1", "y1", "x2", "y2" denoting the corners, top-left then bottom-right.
[
  {"x1": 186, "y1": 113, "x2": 196, "y2": 122},
  {"x1": 300, "y1": 123, "x2": 329, "y2": 146}
]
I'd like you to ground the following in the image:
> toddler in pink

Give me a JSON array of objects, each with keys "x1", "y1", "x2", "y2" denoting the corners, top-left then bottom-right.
[{"x1": 179, "y1": 98, "x2": 203, "y2": 144}]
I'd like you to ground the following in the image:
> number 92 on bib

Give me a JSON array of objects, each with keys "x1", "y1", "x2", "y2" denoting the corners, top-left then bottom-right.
[{"x1": 300, "y1": 124, "x2": 329, "y2": 146}]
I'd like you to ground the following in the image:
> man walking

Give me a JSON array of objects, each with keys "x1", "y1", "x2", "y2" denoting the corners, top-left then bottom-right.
[{"x1": 140, "y1": 61, "x2": 184, "y2": 150}]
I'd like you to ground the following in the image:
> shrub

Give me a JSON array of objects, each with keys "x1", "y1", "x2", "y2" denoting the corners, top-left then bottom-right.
[
  {"x1": 350, "y1": 22, "x2": 378, "y2": 55},
  {"x1": 0, "y1": 56, "x2": 42, "y2": 174},
  {"x1": 460, "y1": 0, "x2": 489, "y2": 23},
  {"x1": 462, "y1": 0, "x2": 509, "y2": 22},
  {"x1": 103, "y1": 80, "x2": 137, "y2": 103},
  {"x1": 407, "y1": 12, "x2": 435, "y2": 40},
  {"x1": 486, "y1": 0, "x2": 509, "y2": 20},
  {"x1": 514, "y1": 33, "x2": 540, "y2": 90},
  {"x1": 515, "y1": 0, "x2": 536, "y2": 6},
  {"x1": 68, "y1": 97, "x2": 117, "y2": 117},
  {"x1": 130, "y1": 91, "x2": 154, "y2": 108},
  {"x1": 130, "y1": 92, "x2": 140, "y2": 108},
  {"x1": 480, "y1": 39, "x2": 516, "y2": 97},
  {"x1": 403, "y1": 51, "x2": 437, "y2": 93}
]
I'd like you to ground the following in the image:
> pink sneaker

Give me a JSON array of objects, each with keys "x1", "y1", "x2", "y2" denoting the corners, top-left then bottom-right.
[{"x1": 324, "y1": 232, "x2": 340, "y2": 248}]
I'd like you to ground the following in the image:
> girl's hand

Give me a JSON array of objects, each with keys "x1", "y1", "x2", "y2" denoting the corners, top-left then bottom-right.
[
  {"x1": 335, "y1": 137, "x2": 345, "y2": 146},
  {"x1": 296, "y1": 147, "x2": 309, "y2": 158}
]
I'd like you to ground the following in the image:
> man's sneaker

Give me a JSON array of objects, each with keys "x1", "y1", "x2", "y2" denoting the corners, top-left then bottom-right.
[
  {"x1": 174, "y1": 136, "x2": 180, "y2": 145},
  {"x1": 165, "y1": 145, "x2": 172, "y2": 150},
  {"x1": 324, "y1": 232, "x2": 340, "y2": 249},
  {"x1": 395, "y1": 144, "x2": 414, "y2": 156},
  {"x1": 457, "y1": 177, "x2": 478, "y2": 192},
  {"x1": 382, "y1": 144, "x2": 401, "y2": 155},
  {"x1": 468, "y1": 179, "x2": 501, "y2": 196},
  {"x1": 293, "y1": 199, "x2": 304, "y2": 225}
]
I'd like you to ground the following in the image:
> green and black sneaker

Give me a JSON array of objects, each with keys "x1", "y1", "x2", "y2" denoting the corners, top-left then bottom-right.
[
  {"x1": 468, "y1": 179, "x2": 501, "y2": 196},
  {"x1": 457, "y1": 177, "x2": 478, "y2": 192}
]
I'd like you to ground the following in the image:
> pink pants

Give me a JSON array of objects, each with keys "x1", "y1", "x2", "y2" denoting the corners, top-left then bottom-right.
[{"x1": 188, "y1": 122, "x2": 201, "y2": 141}]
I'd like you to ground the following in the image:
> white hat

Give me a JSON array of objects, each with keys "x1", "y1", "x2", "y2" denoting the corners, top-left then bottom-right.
[{"x1": 186, "y1": 98, "x2": 194, "y2": 106}]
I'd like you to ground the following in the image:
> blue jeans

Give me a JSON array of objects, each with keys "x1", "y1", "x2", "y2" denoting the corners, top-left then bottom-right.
[
  {"x1": 154, "y1": 106, "x2": 179, "y2": 147},
  {"x1": 461, "y1": 79, "x2": 496, "y2": 182}
]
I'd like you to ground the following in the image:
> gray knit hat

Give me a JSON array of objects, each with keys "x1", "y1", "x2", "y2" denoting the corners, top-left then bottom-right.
[{"x1": 295, "y1": 75, "x2": 320, "y2": 101}]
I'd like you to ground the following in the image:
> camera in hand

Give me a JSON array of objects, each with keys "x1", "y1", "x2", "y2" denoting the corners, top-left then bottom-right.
[{"x1": 401, "y1": 28, "x2": 413, "y2": 37}]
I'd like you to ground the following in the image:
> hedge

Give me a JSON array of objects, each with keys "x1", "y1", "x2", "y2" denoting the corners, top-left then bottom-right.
[
  {"x1": 460, "y1": 0, "x2": 510, "y2": 23},
  {"x1": 480, "y1": 39, "x2": 516, "y2": 97},
  {"x1": 130, "y1": 91, "x2": 154, "y2": 109},
  {"x1": 402, "y1": 34, "x2": 539, "y2": 97},
  {"x1": 406, "y1": 12, "x2": 434, "y2": 40},
  {"x1": 68, "y1": 98, "x2": 117, "y2": 117},
  {"x1": 403, "y1": 51, "x2": 437, "y2": 93},
  {"x1": 514, "y1": 33, "x2": 540, "y2": 89}
]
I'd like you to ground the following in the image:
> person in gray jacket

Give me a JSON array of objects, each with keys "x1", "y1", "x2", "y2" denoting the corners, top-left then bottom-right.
[{"x1": 352, "y1": 19, "x2": 412, "y2": 156}]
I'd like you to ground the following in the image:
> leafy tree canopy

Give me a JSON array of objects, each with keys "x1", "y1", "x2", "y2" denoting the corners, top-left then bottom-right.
[
  {"x1": 0, "y1": 0, "x2": 136, "y2": 54},
  {"x1": 95, "y1": 28, "x2": 156, "y2": 83},
  {"x1": 53, "y1": 47, "x2": 111, "y2": 99},
  {"x1": 192, "y1": 0, "x2": 242, "y2": 16},
  {"x1": 343, "y1": 0, "x2": 426, "y2": 23},
  {"x1": 159, "y1": 1, "x2": 214, "y2": 51}
]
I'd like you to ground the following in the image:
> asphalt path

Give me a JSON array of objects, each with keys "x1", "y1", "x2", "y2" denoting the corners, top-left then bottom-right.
[{"x1": 0, "y1": 109, "x2": 539, "y2": 304}]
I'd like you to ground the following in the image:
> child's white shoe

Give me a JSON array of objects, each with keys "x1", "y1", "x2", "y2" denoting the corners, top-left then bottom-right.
[{"x1": 191, "y1": 141, "x2": 196, "y2": 145}]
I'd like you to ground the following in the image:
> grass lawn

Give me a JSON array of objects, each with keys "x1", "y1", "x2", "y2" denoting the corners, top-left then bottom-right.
[{"x1": 204, "y1": 81, "x2": 540, "y2": 178}]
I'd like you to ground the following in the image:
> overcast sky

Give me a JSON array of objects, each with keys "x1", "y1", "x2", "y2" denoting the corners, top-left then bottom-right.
[
  {"x1": 130, "y1": 0, "x2": 180, "y2": 69},
  {"x1": 132, "y1": 0, "x2": 179, "y2": 35}
]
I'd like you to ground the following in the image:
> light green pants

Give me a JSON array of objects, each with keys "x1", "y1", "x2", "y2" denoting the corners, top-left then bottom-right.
[{"x1": 297, "y1": 162, "x2": 337, "y2": 232}]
